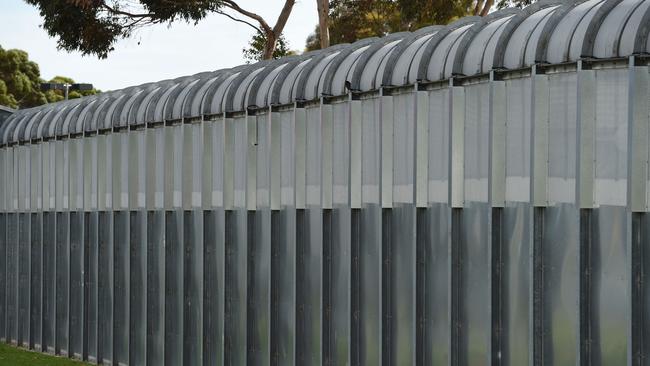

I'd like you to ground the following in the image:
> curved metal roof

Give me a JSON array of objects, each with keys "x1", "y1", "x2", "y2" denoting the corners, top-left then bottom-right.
[{"x1": 2, "y1": 0, "x2": 648, "y2": 145}]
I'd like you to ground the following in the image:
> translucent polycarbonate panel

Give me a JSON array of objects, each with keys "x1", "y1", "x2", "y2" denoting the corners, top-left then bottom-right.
[
  {"x1": 85, "y1": 211, "x2": 99, "y2": 363},
  {"x1": 357, "y1": 203, "x2": 381, "y2": 365},
  {"x1": 542, "y1": 204, "x2": 579, "y2": 365},
  {"x1": 164, "y1": 126, "x2": 183, "y2": 210},
  {"x1": 98, "y1": 211, "x2": 114, "y2": 364},
  {"x1": 69, "y1": 212, "x2": 84, "y2": 358},
  {"x1": 232, "y1": 117, "x2": 248, "y2": 209},
  {"x1": 146, "y1": 211, "x2": 165, "y2": 366},
  {"x1": 203, "y1": 209, "x2": 224, "y2": 366},
  {"x1": 256, "y1": 113, "x2": 271, "y2": 209},
  {"x1": 640, "y1": 214, "x2": 650, "y2": 363},
  {"x1": 386, "y1": 205, "x2": 416, "y2": 365},
  {"x1": 249, "y1": 113, "x2": 271, "y2": 366},
  {"x1": 594, "y1": 68, "x2": 628, "y2": 206},
  {"x1": 6, "y1": 213, "x2": 17, "y2": 343},
  {"x1": 279, "y1": 110, "x2": 295, "y2": 207},
  {"x1": 249, "y1": 209, "x2": 271, "y2": 366},
  {"x1": 69, "y1": 139, "x2": 83, "y2": 211},
  {"x1": 271, "y1": 109, "x2": 296, "y2": 365},
  {"x1": 591, "y1": 206, "x2": 628, "y2": 364},
  {"x1": 295, "y1": 105, "x2": 323, "y2": 366},
  {"x1": 113, "y1": 211, "x2": 129, "y2": 365},
  {"x1": 31, "y1": 145, "x2": 42, "y2": 212},
  {"x1": 41, "y1": 212, "x2": 55, "y2": 353},
  {"x1": 305, "y1": 106, "x2": 321, "y2": 206},
  {"x1": 387, "y1": 92, "x2": 416, "y2": 365},
  {"x1": 44, "y1": 143, "x2": 55, "y2": 212},
  {"x1": 56, "y1": 141, "x2": 69, "y2": 212},
  {"x1": 7, "y1": 149, "x2": 16, "y2": 212},
  {"x1": 183, "y1": 210, "x2": 203, "y2": 366},
  {"x1": 165, "y1": 210, "x2": 183, "y2": 366},
  {"x1": 427, "y1": 88, "x2": 449, "y2": 204},
  {"x1": 272, "y1": 208, "x2": 296, "y2": 365},
  {"x1": 361, "y1": 97, "x2": 380, "y2": 205},
  {"x1": 129, "y1": 132, "x2": 146, "y2": 210},
  {"x1": 464, "y1": 83, "x2": 490, "y2": 203},
  {"x1": 330, "y1": 101, "x2": 351, "y2": 365},
  {"x1": 182, "y1": 124, "x2": 203, "y2": 209},
  {"x1": 358, "y1": 96, "x2": 382, "y2": 365},
  {"x1": 393, "y1": 93, "x2": 415, "y2": 204},
  {"x1": 547, "y1": 72, "x2": 577, "y2": 204},
  {"x1": 424, "y1": 203, "x2": 451, "y2": 365},
  {"x1": 459, "y1": 202, "x2": 491, "y2": 366},
  {"x1": 296, "y1": 208, "x2": 323, "y2": 366},
  {"x1": 505, "y1": 78, "x2": 532, "y2": 202},
  {"x1": 17, "y1": 213, "x2": 29, "y2": 347},
  {"x1": 83, "y1": 137, "x2": 97, "y2": 211},
  {"x1": 29, "y1": 212, "x2": 41, "y2": 350},
  {"x1": 97, "y1": 135, "x2": 113, "y2": 211},
  {"x1": 0, "y1": 213, "x2": 6, "y2": 341},
  {"x1": 207, "y1": 119, "x2": 225, "y2": 209},
  {"x1": 113, "y1": 134, "x2": 129, "y2": 211},
  {"x1": 0, "y1": 150, "x2": 5, "y2": 213},
  {"x1": 55, "y1": 211, "x2": 69, "y2": 355},
  {"x1": 129, "y1": 211, "x2": 146, "y2": 366},
  {"x1": 224, "y1": 210, "x2": 247, "y2": 365},
  {"x1": 147, "y1": 128, "x2": 165, "y2": 210},
  {"x1": 502, "y1": 203, "x2": 532, "y2": 365},
  {"x1": 332, "y1": 102, "x2": 349, "y2": 206},
  {"x1": 17, "y1": 146, "x2": 29, "y2": 212}
]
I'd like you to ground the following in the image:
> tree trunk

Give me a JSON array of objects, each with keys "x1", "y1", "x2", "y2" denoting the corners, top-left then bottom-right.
[
  {"x1": 262, "y1": 0, "x2": 295, "y2": 59},
  {"x1": 479, "y1": 0, "x2": 494, "y2": 16},
  {"x1": 473, "y1": 0, "x2": 484, "y2": 15},
  {"x1": 262, "y1": 31, "x2": 278, "y2": 60},
  {"x1": 317, "y1": 0, "x2": 330, "y2": 49}
]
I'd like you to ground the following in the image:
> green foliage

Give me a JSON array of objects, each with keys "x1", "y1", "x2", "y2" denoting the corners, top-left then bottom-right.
[
  {"x1": 243, "y1": 31, "x2": 295, "y2": 63},
  {"x1": 305, "y1": 0, "x2": 474, "y2": 51},
  {"x1": 24, "y1": 0, "x2": 225, "y2": 59},
  {"x1": 497, "y1": 0, "x2": 534, "y2": 9},
  {"x1": 0, "y1": 45, "x2": 99, "y2": 109},
  {"x1": 0, "y1": 46, "x2": 47, "y2": 108},
  {"x1": 0, "y1": 343, "x2": 90, "y2": 365}
]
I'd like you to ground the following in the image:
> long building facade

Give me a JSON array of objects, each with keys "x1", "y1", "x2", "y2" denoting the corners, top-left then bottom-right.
[{"x1": 1, "y1": 0, "x2": 650, "y2": 365}]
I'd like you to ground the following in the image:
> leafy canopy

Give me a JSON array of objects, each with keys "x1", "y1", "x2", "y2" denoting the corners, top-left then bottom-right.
[
  {"x1": 0, "y1": 45, "x2": 99, "y2": 109},
  {"x1": 25, "y1": 0, "x2": 224, "y2": 59},
  {"x1": 25, "y1": 0, "x2": 297, "y2": 61},
  {"x1": 306, "y1": 0, "x2": 475, "y2": 51},
  {"x1": 305, "y1": 0, "x2": 538, "y2": 51},
  {"x1": 242, "y1": 31, "x2": 295, "y2": 64}
]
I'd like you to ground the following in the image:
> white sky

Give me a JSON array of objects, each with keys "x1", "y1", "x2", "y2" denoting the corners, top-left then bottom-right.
[{"x1": 0, "y1": 0, "x2": 319, "y2": 91}]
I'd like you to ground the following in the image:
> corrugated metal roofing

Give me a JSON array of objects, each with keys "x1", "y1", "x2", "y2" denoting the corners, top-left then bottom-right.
[{"x1": 1, "y1": 0, "x2": 649, "y2": 145}]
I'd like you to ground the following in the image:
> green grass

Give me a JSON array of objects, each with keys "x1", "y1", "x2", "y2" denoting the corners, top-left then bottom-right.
[{"x1": 0, "y1": 343, "x2": 90, "y2": 366}]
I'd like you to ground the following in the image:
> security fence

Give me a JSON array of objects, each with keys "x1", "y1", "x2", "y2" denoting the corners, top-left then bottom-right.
[{"x1": 1, "y1": 0, "x2": 650, "y2": 365}]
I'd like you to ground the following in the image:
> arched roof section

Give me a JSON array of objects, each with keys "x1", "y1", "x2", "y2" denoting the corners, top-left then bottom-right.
[
  {"x1": 350, "y1": 32, "x2": 410, "y2": 91},
  {"x1": 164, "y1": 72, "x2": 213, "y2": 122},
  {"x1": 225, "y1": 61, "x2": 271, "y2": 112},
  {"x1": 2, "y1": 0, "x2": 649, "y2": 144},
  {"x1": 382, "y1": 26, "x2": 443, "y2": 86},
  {"x1": 202, "y1": 69, "x2": 244, "y2": 116}
]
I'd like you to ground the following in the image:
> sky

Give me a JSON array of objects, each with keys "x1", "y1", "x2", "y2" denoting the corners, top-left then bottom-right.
[{"x1": 0, "y1": 0, "x2": 319, "y2": 91}]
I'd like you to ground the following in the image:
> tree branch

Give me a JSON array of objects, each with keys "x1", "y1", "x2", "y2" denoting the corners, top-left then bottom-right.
[
  {"x1": 479, "y1": 0, "x2": 494, "y2": 16},
  {"x1": 221, "y1": 0, "x2": 272, "y2": 34},
  {"x1": 100, "y1": 2, "x2": 153, "y2": 18},
  {"x1": 215, "y1": 10, "x2": 262, "y2": 33},
  {"x1": 271, "y1": 0, "x2": 296, "y2": 35},
  {"x1": 473, "y1": 0, "x2": 484, "y2": 15}
]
